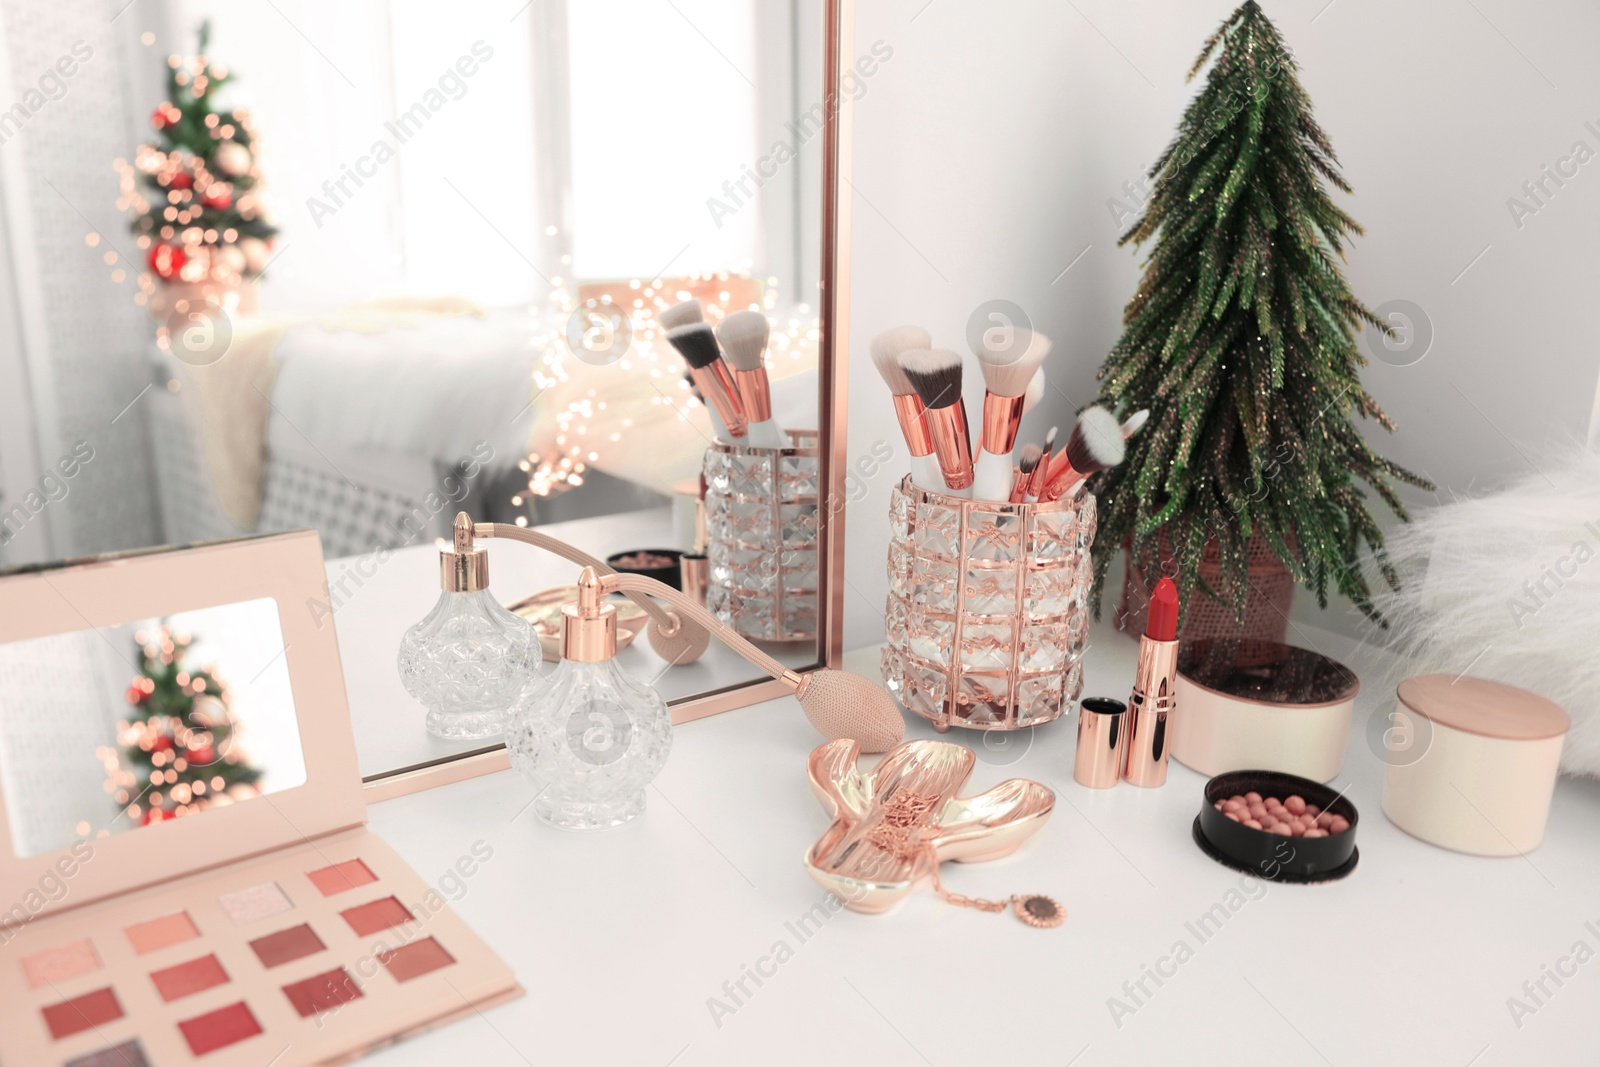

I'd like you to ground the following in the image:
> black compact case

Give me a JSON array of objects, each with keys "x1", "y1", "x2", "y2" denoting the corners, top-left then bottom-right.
[{"x1": 1193, "y1": 770, "x2": 1359, "y2": 884}]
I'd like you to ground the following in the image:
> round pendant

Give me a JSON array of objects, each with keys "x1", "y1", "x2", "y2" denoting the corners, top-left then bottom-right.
[{"x1": 1014, "y1": 894, "x2": 1065, "y2": 928}]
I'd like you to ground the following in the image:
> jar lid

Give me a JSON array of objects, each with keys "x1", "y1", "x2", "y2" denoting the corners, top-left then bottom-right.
[
  {"x1": 1177, "y1": 639, "x2": 1358, "y2": 709},
  {"x1": 1396, "y1": 674, "x2": 1570, "y2": 740}
]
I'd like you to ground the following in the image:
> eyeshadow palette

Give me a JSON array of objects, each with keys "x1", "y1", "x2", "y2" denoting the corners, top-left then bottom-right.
[
  {"x1": 2, "y1": 830, "x2": 517, "y2": 1064},
  {"x1": 0, "y1": 533, "x2": 521, "y2": 1065}
]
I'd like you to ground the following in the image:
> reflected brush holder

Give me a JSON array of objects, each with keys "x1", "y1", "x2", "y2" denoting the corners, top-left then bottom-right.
[
  {"x1": 881, "y1": 476, "x2": 1095, "y2": 731},
  {"x1": 703, "y1": 430, "x2": 819, "y2": 642}
]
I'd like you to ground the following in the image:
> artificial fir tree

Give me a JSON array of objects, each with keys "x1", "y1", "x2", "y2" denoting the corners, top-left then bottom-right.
[
  {"x1": 116, "y1": 21, "x2": 276, "y2": 294},
  {"x1": 111, "y1": 624, "x2": 262, "y2": 825},
  {"x1": 1090, "y1": 1, "x2": 1431, "y2": 628}
]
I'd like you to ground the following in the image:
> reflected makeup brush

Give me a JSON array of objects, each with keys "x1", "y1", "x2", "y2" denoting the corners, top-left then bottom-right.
[
  {"x1": 682, "y1": 371, "x2": 730, "y2": 442},
  {"x1": 1041, "y1": 406, "x2": 1124, "y2": 501},
  {"x1": 1121, "y1": 409, "x2": 1150, "y2": 440},
  {"x1": 717, "y1": 310, "x2": 786, "y2": 448},
  {"x1": 972, "y1": 330, "x2": 1052, "y2": 501},
  {"x1": 869, "y1": 325, "x2": 942, "y2": 490},
  {"x1": 1022, "y1": 367, "x2": 1046, "y2": 419},
  {"x1": 657, "y1": 298, "x2": 704, "y2": 331},
  {"x1": 666, "y1": 323, "x2": 747, "y2": 441},
  {"x1": 899, "y1": 349, "x2": 972, "y2": 495}
]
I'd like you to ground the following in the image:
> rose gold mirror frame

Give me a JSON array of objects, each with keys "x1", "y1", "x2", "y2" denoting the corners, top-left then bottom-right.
[{"x1": 364, "y1": 0, "x2": 854, "y2": 800}]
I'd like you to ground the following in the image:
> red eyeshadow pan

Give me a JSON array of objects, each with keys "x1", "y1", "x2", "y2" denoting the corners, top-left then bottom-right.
[
  {"x1": 379, "y1": 937, "x2": 456, "y2": 982},
  {"x1": 179, "y1": 1001, "x2": 263, "y2": 1056},
  {"x1": 249, "y1": 923, "x2": 326, "y2": 969},
  {"x1": 151, "y1": 953, "x2": 230, "y2": 1002},
  {"x1": 282, "y1": 967, "x2": 364, "y2": 1017},
  {"x1": 341, "y1": 896, "x2": 413, "y2": 936},
  {"x1": 307, "y1": 858, "x2": 377, "y2": 896},
  {"x1": 42, "y1": 986, "x2": 123, "y2": 1040}
]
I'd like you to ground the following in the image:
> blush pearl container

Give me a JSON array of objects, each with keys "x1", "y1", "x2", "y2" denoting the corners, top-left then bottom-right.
[
  {"x1": 1194, "y1": 770, "x2": 1360, "y2": 883},
  {"x1": 1172, "y1": 640, "x2": 1358, "y2": 783},
  {"x1": 1382, "y1": 675, "x2": 1569, "y2": 857}
]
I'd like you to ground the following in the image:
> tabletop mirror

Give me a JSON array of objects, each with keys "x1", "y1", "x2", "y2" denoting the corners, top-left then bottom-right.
[{"x1": 0, "y1": 0, "x2": 851, "y2": 791}]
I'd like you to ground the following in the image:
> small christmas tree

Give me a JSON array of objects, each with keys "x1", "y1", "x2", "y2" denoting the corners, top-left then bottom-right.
[
  {"x1": 1090, "y1": 1, "x2": 1431, "y2": 627},
  {"x1": 103, "y1": 623, "x2": 262, "y2": 826},
  {"x1": 116, "y1": 21, "x2": 276, "y2": 298}
]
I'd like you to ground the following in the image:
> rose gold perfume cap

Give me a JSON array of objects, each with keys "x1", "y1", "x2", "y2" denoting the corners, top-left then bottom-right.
[
  {"x1": 562, "y1": 566, "x2": 617, "y2": 662},
  {"x1": 441, "y1": 511, "x2": 489, "y2": 592},
  {"x1": 1074, "y1": 697, "x2": 1127, "y2": 789}
]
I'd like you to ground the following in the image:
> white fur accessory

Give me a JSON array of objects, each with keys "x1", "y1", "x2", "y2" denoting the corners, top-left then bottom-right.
[{"x1": 1372, "y1": 442, "x2": 1600, "y2": 777}]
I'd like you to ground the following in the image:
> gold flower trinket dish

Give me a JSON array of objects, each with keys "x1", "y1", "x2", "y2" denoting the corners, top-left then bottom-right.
[{"x1": 803, "y1": 739, "x2": 1062, "y2": 926}]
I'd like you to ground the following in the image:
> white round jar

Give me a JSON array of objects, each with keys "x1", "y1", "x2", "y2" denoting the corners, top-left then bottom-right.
[{"x1": 1382, "y1": 674, "x2": 1569, "y2": 856}]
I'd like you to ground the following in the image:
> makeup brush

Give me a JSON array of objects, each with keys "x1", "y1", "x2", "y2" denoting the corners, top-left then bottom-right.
[
  {"x1": 899, "y1": 349, "x2": 973, "y2": 495},
  {"x1": 1021, "y1": 367, "x2": 1046, "y2": 418},
  {"x1": 657, "y1": 298, "x2": 704, "y2": 331},
  {"x1": 1010, "y1": 444, "x2": 1043, "y2": 503},
  {"x1": 1025, "y1": 425, "x2": 1059, "y2": 502},
  {"x1": 682, "y1": 371, "x2": 731, "y2": 442},
  {"x1": 1121, "y1": 409, "x2": 1150, "y2": 440},
  {"x1": 972, "y1": 329, "x2": 1052, "y2": 501},
  {"x1": 666, "y1": 323, "x2": 747, "y2": 441},
  {"x1": 717, "y1": 310, "x2": 787, "y2": 448},
  {"x1": 869, "y1": 325, "x2": 942, "y2": 490},
  {"x1": 1041, "y1": 406, "x2": 1124, "y2": 501}
]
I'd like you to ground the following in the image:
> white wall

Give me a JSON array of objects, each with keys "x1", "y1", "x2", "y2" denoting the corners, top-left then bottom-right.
[{"x1": 842, "y1": 0, "x2": 1600, "y2": 650}]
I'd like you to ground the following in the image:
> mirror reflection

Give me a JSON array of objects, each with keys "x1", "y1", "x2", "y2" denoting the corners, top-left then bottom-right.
[
  {"x1": 0, "y1": 598, "x2": 304, "y2": 859},
  {"x1": 0, "y1": 0, "x2": 829, "y2": 780}
]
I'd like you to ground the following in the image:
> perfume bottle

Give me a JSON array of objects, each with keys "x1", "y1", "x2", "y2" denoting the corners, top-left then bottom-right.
[
  {"x1": 506, "y1": 567, "x2": 672, "y2": 831},
  {"x1": 398, "y1": 515, "x2": 541, "y2": 740}
]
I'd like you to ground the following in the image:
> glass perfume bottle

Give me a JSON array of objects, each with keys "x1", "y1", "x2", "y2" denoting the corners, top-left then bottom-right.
[
  {"x1": 506, "y1": 567, "x2": 672, "y2": 831},
  {"x1": 398, "y1": 516, "x2": 541, "y2": 740}
]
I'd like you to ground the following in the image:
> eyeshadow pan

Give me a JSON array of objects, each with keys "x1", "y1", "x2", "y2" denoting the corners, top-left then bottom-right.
[
  {"x1": 125, "y1": 911, "x2": 200, "y2": 955},
  {"x1": 249, "y1": 923, "x2": 326, "y2": 969},
  {"x1": 282, "y1": 966, "x2": 364, "y2": 1018},
  {"x1": 341, "y1": 896, "x2": 413, "y2": 937},
  {"x1": 150, "y1": 953, "x2": 230, "y2": 1002},
  {"x1": 66, "y1": 1039, "x2": 150, "y2": 1067},
  {"x1": 41, "y1": 986, "x2": 123, "y2": 1040},
  {"x1": 178, "y1": 1001, "x2": 263, "y2": 1056},
  {"x1": 217, "y1": 881, "x2": 293, "y2": 925},
  {"x1": 307, "y1": 858, "x2": 378, "y2": 897},
  {"x1": 21, "y1": 938, "x2": 101, "y2": 989},
  {"x1": 379, "y1": 937, "x2": 456, "y2": 982}
]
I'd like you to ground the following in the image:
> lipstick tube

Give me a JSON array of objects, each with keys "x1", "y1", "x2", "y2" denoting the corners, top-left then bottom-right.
[
  {"x1": 689, "y1": 363, "x2": 748, "y2": 440},
  {"x1": 1075, "y1": 697, "x2": 1128, "y2": 789},
  {"x1": 1122, "y1": 633, "x2": 1178, "y2": 787},
  {"x1": 924, "y1": 402, "x2": 974, "y2": 492},
  {"x1": 891, "y1": 393, "x2": 944, "y2": 491}
]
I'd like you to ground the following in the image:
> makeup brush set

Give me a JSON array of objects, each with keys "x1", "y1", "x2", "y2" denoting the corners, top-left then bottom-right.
[
  {"x1": 660, "y1": 299, "x2": 787, "y2": 448},
  {"x1": 868, "y1": 325, "x2": 1148, "y2": 504}
]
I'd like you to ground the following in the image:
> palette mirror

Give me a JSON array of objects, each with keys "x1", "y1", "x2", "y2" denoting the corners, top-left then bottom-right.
[
  {"x1": 0, "y1": 598, "x2": 305, "y2": 859},
  {"x1": 0, "y1": 0, "x2": 851, "y2": 787}
]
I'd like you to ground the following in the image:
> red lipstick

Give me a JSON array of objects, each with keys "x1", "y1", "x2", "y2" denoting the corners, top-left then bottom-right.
[{"x1": 1122, "y1": 577, "x2": 1179, "y2": 787}]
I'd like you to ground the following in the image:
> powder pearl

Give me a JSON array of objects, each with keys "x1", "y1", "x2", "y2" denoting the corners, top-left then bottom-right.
[
  {"x1": 1224, "y1": 799, "x2": 1245, "y2": 813},
  {"x1": 1285, "y1": 796, "x2": 1307, "y2": 816},
  {"x1": 1316, "y1": 812, "x2": 1335, "y2": 829},
  {"x1": 1303, "y1": 828, "x2": 1329, "y2": 838},
  {"x1": 1225, "y1": 811, "x2": 1242, "y2": 822},
  {"x1": 1270, "y1": 822, "x2": 1293, "y2": 835},
  {"x1": 1243, "y1": 819, "x2": 1263, "y2": 830},
  {"x1": 1306, "y1": 804, "x2": 1322, "y2": 818},
  {"x1": 1329, "y1": 815, "x2": 1350, "y2": 834},
  {"x1": 1244, "y1": 792, "x2": 1262, "y2": 804}
]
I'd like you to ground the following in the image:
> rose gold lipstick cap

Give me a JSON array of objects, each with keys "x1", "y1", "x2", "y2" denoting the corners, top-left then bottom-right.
[{"x1": 1074, "y1": 697, "x2": 1127, "y2": 789}]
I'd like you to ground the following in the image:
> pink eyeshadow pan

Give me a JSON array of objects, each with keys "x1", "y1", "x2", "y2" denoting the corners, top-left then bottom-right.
[
  {"x1": 21, "y1": 938, "x2": 101, "y2": 989},
  {"x1": 307, "y1": 858, "x2": 378, "y2": 896},
  {"x1": 283, "y1": 966, "x2": 364, "y2": 1017},
  {"x1": 42, "y1": 986, "x2": 123, "y2": 1040},
  {"x1": 178, "y1": 1001, "x2": 262, "y2": 1056},
  {"x1": 341, "y1": 896, "x2": 413, "y2": 937},
  {"x1": 379, "y1": 937, "x2": 455, "y2": 982},
  {"x1": 151, "y1": 953, "x2": 230, "y2": 1002},
  {"x1": 125, "y1": 911, "x2": 200, "y2": 955},
  {"x1": 249, "y1": 923, "x2": 326, "y2": 969},
  {"x1": 217, "y1": 881, "x2": 293, "y2": 925}
]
